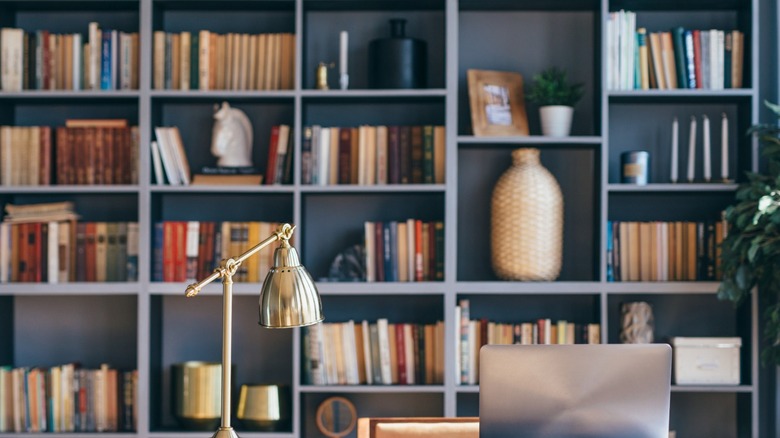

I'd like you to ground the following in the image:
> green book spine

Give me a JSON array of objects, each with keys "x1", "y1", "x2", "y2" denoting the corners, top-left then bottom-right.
[
  {"x1": 672, "y1": 27, "x2": 688, "y2": 89},
  {"x1": 190, "y1": 33, "x2": 199, "y2": 90},
  {"x1": 422, "y1": 125, "x2": 434, "y2": 184}
]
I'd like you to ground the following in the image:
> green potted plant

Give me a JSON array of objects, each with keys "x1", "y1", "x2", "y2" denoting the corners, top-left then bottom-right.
[
  {"x1": 527, "y1": 67, "x2": 585, "y2": 137},
  {"x1": 718, "y1": 101, "x2": 780, "y2": 365}
]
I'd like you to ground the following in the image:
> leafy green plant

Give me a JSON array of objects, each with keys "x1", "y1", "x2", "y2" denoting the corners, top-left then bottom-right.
[
  {"x1": 718, "y1": 100, "x2": 780, "y2": 365},
  {"x1": 527, "y1": 67, "x2": 585, "y2": 107}
]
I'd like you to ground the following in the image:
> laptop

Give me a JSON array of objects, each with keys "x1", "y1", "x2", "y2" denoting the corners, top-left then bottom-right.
[{"x1": 479, "y1": 344, "x2": 672, "y2": 438}]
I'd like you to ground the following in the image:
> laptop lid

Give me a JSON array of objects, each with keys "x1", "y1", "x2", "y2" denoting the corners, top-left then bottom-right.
[{"x1": 479, "y1": 344, "x2": 671, "y2": 438}]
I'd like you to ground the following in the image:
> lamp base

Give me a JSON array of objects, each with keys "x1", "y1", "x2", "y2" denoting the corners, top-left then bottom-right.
[{"x1": 212, "y1": 427, "x2": 240, "y2": 438}]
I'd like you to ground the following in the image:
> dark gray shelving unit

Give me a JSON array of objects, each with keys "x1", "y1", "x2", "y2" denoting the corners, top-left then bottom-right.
[{"x1": 0, "y1": 0, "x2": 764, "y2": 437}]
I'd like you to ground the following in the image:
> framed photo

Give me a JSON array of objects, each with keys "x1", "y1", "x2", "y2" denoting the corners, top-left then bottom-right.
[{"x1": 467, "y1": 69, "x2": 529, "y2": 137}]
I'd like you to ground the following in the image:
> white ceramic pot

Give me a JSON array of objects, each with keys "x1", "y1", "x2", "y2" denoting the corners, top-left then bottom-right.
[{"x1": 539, "y1": 105, "x2": 574, "y2": 137}]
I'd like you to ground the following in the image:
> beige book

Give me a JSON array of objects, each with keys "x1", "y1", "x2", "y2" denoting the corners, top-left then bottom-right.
[
  {"x1": 179, "y1": 32, "x2": 191, "y2": 90},
  {"x1": 28, "y1": 127, "x2": 40, "y2": 185},
  {"x1": 649, "y1": 222, "x2": 658, "y2": 281},
  {"x1": 64, "y1": 34, "x2": 73, "y2": 90},
  {"x1": 397, "y1": 221, "x2": 408, "y2": 281},
  {"x1": 48, "y1": 33, "x2": 57, "y2": 90},
  {"x1": 89, "y1": 22, "x2": 101, "y2": 90},
  {"x1": 376, "y1": 125, "x2": 388, "y2": 184},
  {"x1": 660, "y1": 32, "x2": 677, "y2": 89},
  {"x1": 247, "y1": 34, "x2": 258, "y2": 90},
  {"x1": 198, "y1": 30, "x2": 210, "y2": 90},
  {"x1": 239, "y1": 33, "x2": 249, "y2": 90},
  {"x1": 212, "y1": 33, "x2": 222, "y2": 90},
  {"x1": 365, "y1": 125, "x2": 377, "y2": 185},
  {"x1": 357, "y1": 125, "x2": 368, "y2": 184},
  {"x1": 224, "y1": 33, "x2": 233, "y2": 90},
  {"x1": 153, "y1": 31, "x2": 166, "y2": 89},
  {"x1": 0, "y1": 126, "x2": 11, "y2": 185},
  {"x1": 263, "y1": 33, "x2": 275, "y2": 90},
  {"x1": 279, "y1": 33, "x2": 293, "y2": 90},
  {"x1": 329, "y1": 127, "x2": 339, "y2": 185},
  {"x1": 732, "y1": 30, "x2": 743, "y2": 88},
  {"x1": 648, "y1": 32, "x2": 666, "y2": 89},
  {"x1": 256, "y1": 33, "x2": 268, "y2": 90},
  {"x1": 171, "y1": 33, "x2": 180, "y2": 90},
  {"x1": 675, "y1": 222, "x2": 684, "y2": 280},
  {"x1": 83, "y1": 43, "x2": 90, "y2": 90},
  {"x1": 638, "y1": 28, "x2": 649, "y2": 89},
  {"x1": 95, "y1": 222, "x2": 108, "y2": 282},
  {"x1": 387, "y1": 323, "x2": 398, "y2": 384},
  {"x1": 627, "y1": 222, "x2": 640, "y2": 281}
]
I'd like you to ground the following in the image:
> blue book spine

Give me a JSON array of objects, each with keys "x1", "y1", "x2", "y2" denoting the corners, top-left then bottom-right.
[
  {"x1": 684, "y1": 30, "x2": 697, "y2": 88},
  {"x1": 383, "y1": 222, "x2": 393, "y2": 281},
  {"x1": 389, "y1": 221, "x2": 399, "y2": 281},
  {"x1": 634, "y1": 33, "x2": 641, "y2": 89},
  {"x1": 100, "y1": 30, "x2": 112, "y2": 90}
]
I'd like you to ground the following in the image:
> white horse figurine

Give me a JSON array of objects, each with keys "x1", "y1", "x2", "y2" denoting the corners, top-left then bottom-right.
[{"x1": 210, "y1": 102, "x2": 254, "y2": 167}]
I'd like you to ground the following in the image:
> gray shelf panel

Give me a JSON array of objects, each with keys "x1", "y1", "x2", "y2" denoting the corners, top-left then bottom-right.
[
  {"x1": 149, "y1": 433, "x2": 293, "y2": 438},
  {"x1": 459, "y1": 0, "x2": 599, "y2": 11},
  {"x1": 0, "y1": 91, "x2": 141, "y2": 99},
  {"x1": 671, "y1": 385, "x2": 754, "y2": 393},
  {"x1": 302, "y1": 0, "x2": 444, "y2": 12},
  {"x1": 455, "y1": 281, "x2": 602, "y2": 294},
  {"x1": 0, "y1": 185, "x2": 140, "y2": 194},
  {"x1": 457, "y1": 135, "x2": 603, "y2": 146},
  {"x1": 299, "y1": 385, "x2": 445, "y2": 393},
  {"x1": 609, "y1": 0, "x2": 744, "y2": 11},
  {"x1": 300, "y1": 184, "x2": 446, "y2": 194},
  {"x1": 607, "y1": 183, "x2": 739, "y2": 192},
  {"x1": 455, "y1": 385, "x2": 479, "y2": 393},
  {"x1": 149, "y1": 281, "x2": 267, "y2": 295},
  {"x1": 0, "y1": 283, "x2": 140, "y2": 295},
  {"x1": 603, "y1": 282, "x2": 720, "y2": 294},
  {"x1": 150, "y1": 185, "x2": 294, "y2": 193},
  {"x1": 608, "y1": 89, "x2": 756, "y2": 104},
  {"x1": 315, "y1": 281, "x2": 446, "y2": 295},
  {"x1": 300, "y1": 89, "x2": 447, "y2": 99},
  {"x1": 150, "y1": 90, "x2": 296, "y2": 100}
]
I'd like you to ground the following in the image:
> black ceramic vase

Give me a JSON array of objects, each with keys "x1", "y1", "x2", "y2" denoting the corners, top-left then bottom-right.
[{"x1": 368, "y1": 18, "x2": 427, "y2": 89}]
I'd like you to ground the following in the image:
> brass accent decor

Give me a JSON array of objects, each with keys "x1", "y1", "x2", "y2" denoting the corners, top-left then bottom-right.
[
  {"x1": 236, "y1": 384, "x2": 290, "y2": 431},
  {"x1": 315, "y1": 396, "x2": 357, "y2": 438},
  {"x1": 185, "y1": 223, "x2": 324, "y2": 438},
  {"x1": 491, "y1": 149, "x2": 563, "y2": 280},
  {"x1": 172, "y1": 362, "x2": 222, "y2": 430}
]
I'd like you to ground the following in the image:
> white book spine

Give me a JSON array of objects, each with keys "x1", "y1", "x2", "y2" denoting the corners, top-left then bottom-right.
[
  {"x1": 0, "y1": 223, "x2": 9, "y2": 283},
  {"x1": 47, "y1": 221, "x2": 59, "y2": 284},
  {"x1": 88, "y1": 22, "x2": 100, "y2": 90},
  {"x1": 318, "y1": 127, "x2": 330, "y2": 186},
  {"x1": 377, "y1": 318, "x2": 392, "y2": 384},
  {"x1": 72, "y1": 33, "x2": 82, "y2": 90}
]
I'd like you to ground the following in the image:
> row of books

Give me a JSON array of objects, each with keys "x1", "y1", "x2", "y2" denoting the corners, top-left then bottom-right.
[
  {"x1": 152, "y1": 221, "x2": 283, "y2": 283},
  {"x1": 152, "y1": 31, "x2": 294, "y2": 91},
  {"x1": 606, "y1": 219, "x2": 727, "y2": 282},
  {"x1": 0, "y1": 122, "x2": 139, "y2": 186},
  {"x1": 302, "y1": 125, "x2": 446, "y2": 186},
  {"x1": 302, "y1": 320, "x2": 445, "y2": 386},
  {"x1": 607, "y1": 11, "x2": 744, "y2": 90},
  {"x1": 0, "y1": 220, "x2": 140, "y2": 284},
  {"x1": 0, "y1": 364, "x2": 137, "y2": 433},
  {"x1": 364, "y1": 220, "x2": 444, "y2": 283},
  {"x1": 456, "y1": 300, "x2": 601, "y2": 385},
  {"x1": 0, "y1": 23, "x2": 139, "y2": 91}
]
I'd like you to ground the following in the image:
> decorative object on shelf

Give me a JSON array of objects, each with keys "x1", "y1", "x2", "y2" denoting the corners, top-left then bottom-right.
[
  {"x1": 703, "y1": 114, "x2": 712, "y2": 182},
  {"x1": 368, "y1": 18, "x2": 427, "y2": 89},
  {"x1": 527, "y1": 67, "x2": 584, "y2": 137},
  {"x1": 184, "y1": 223, "x2": 324, "y2": 438},
  {"x1": 491, "y1": 148, "x2": 563, "y2": 280},
  {"x1": 620, "y1": 151, "x2": 649, "y2": 185},
  {"x1": 236, "y1": 384, "x2": 290, "y2": 431},
  {"x1": 172, "y1": 361, "x2": 223, "y2": 430},
  {"x1": 315, "y1": 396, "x2": 357, "y2": 438},
  {"x1": 327, "y1": 244, "x2": 366, "y2": 282},
  {"x1": 721, "y1": 113, "x2": 731, "y2": 182},
  {"x1": 467, "y1": 69, "x2": 529, "y2": 137},
  {"x1": 619, "y1": 301, "x2": 654, "y2": 344},
  {"x1": 671, "y1": 337, "x2": 742, "y2": 385},
  {"x1": 718, "y1": 101, "x2": 780, "y2": 365},
  {"x1": 211, "y1": 102, "x2": 254, "y2": 167},
  {"x1": 316, "y1": 62, "x2": 335, "y2": 90},
  {"x1": 339, "y1": 31, "x2": 349, "y2": 90},
  {"x1": 686, "y1": 115, "x2": 697, "y2": 182}
]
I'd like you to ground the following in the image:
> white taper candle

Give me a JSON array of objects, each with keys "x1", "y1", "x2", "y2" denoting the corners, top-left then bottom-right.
[
  {"x1": 339, "y1": 31, "x2": 348, "y2": 75},
  {"x1": 703, "y1": 115, "x2": 711, "y2": 182},
  {"x1": 721, "y1": 113, "x2": 729, "y2": 181},
  {"x1": 687, "y1": 116, "x2": 697, "y2": 182}
]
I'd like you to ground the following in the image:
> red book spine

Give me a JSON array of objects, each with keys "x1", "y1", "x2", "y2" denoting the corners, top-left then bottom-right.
[
  {"x1": 388, "y1": 126, "x2": 401, "y2": 184},
  {"x1": 410, "y1": 126, "x2": 424, "y2": 184},
  {"x1": 414, "y1": 219, "x2": 423, "y2": 281},
  {"x1": 163, "y1": 222, "x2": 175, "y2": 282},
  {"x1": 55, "y1": 126, "x2": 67, "y2": 184},
  {"x1": 175, "y1": 221, "x2": 187, "y2": 282},
  {"x1": 338, "y1": 127, "x2": 352, "y2": 184},
  {"x1": 692, "y1": 30, "x2": 702, "y2": 89},
  {"x1": 395, "y1": 323, "x2": 407, "y2": 384},
  {"x1": 31, "y1": 222, "x2": 41, "y2": 282},
  {"x1": 265, "y1": 125, "x2": 280, "y2": 185}
]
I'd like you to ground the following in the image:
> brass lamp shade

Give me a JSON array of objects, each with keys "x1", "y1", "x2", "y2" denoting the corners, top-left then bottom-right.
[{"x1": 259, "y1": 244, "x2": 323, "y2": 328}]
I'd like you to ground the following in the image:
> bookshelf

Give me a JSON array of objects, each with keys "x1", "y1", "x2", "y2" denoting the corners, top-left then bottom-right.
[{"x1": 0, "y1": 0, "x2": 769, "y2": 437}]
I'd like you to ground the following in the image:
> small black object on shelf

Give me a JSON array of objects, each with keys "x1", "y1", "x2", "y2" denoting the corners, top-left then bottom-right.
[{"x1": 368, "y1": 18, "x2": 427, "y2": 89}]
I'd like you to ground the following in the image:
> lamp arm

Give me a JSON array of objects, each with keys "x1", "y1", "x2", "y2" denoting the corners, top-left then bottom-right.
[{"x1": 184, "y1": 224, "x2": 295, "y2": 297}]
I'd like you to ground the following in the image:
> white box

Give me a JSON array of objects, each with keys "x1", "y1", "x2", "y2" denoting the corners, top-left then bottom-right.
[{"x1": 670, "y1": 337, "x2": 741, "y2": 385}]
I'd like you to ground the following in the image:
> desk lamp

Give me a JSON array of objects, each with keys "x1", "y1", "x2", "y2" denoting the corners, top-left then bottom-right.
[{"x1": 185, "y1": 223, "x2": 324, "y2": 438}]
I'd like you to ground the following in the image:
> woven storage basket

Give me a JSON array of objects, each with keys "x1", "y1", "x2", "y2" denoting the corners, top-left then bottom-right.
[{"x1": 491, "y1": 148, "x2": 563, "y2": 280}]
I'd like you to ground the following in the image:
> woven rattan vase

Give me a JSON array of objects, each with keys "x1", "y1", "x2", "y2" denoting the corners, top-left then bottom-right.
[{"x1": 491, "y1": 148, "x2": 563, "y2": 280}]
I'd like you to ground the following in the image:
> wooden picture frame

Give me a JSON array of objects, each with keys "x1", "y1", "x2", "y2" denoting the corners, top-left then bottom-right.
[{"x1": 467, "y1": 69, "x2": 529, "y2": 137}]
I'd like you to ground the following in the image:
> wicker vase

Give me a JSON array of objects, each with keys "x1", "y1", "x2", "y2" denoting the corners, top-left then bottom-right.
[{"x1": 491, "y1": 148, "x2": 563, "y2": 280}]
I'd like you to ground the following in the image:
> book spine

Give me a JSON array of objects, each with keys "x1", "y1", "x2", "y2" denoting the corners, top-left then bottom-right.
[{"x1": 100, "y1": 30, "x2": 112, "y2": 90}]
